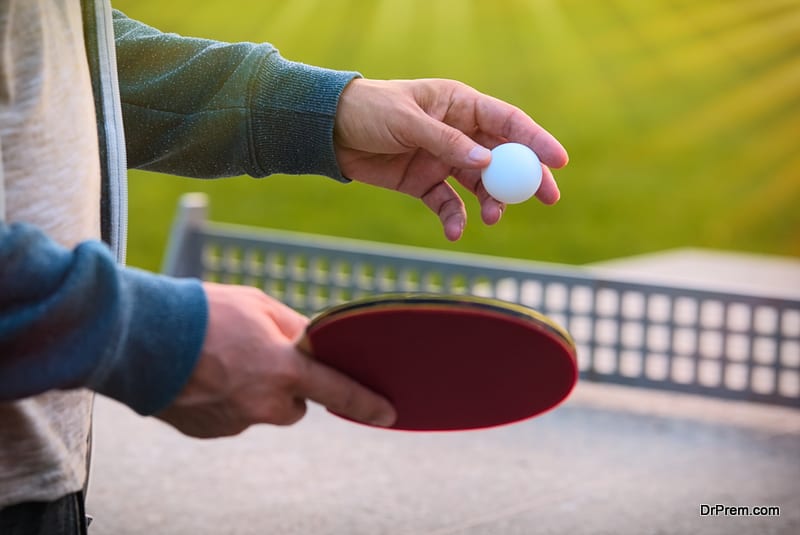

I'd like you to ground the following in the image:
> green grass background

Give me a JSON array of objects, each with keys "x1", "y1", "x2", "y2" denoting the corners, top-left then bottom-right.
[{"x1": 113, "y1": 0, "x2": 800, "y2": 272}]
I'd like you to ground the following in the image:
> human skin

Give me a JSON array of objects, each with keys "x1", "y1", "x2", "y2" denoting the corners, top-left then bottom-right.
[
  {"x1": 334, "y1": 78, "x2": 568, "y2": 241},
  {"x1": 157, "y1": 283, "x2": 397, "y2": 437},
  {"x1": 158, "y1": 78, "x2": 568, "y2": 438}
]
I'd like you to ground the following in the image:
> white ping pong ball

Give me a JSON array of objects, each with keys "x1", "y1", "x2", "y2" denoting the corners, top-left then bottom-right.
[{"x1": 480, "y1": 143, "x2": 543, "y2": 204}]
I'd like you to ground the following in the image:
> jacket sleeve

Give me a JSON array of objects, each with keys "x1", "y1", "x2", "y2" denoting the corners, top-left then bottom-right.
[
  {"x1": 113, "y1": 10, "x2": 358, "y2": 181},
  {"x1": 0, "y1": 221, "x2": 207, "y2": 415}
]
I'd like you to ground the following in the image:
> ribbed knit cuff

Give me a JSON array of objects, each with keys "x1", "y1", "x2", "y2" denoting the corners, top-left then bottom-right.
[
  {"x1": 249, "y1": 51, "x2": 360, "y2": 182},
  {"x1": 88, "y1": 270, "x2": 208, "y2": 415}
]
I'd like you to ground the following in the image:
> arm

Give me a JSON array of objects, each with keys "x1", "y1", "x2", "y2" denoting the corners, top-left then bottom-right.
[
  {"x1": 0, "y1": 223, "x2": 395, "y2": 432},
  {"x1": 114, "y1": 12, "x2": 568, "y2": 242},
  {"x1": 113, "y1": 10, "x2": 357, "y2": 181},
  {"x1": 0, "y1": 221, "x2": 207, "y2": 415}
]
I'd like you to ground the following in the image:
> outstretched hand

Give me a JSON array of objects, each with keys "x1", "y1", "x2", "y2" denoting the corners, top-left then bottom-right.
[{"x1": 333, "y1": 78, "x2": 569, "y2": 241}]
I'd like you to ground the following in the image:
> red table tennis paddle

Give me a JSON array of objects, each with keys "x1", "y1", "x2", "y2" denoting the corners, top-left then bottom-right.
[{"x1": 297, "y1": 294, "x2": 577, "y2": 431}]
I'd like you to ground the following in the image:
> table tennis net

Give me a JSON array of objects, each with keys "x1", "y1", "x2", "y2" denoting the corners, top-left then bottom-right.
[{"x1": 163, "y1": 193, "x2": 800, "y2": 408}]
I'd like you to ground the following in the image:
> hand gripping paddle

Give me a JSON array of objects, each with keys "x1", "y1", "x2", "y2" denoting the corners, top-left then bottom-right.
[{"x1": 297, "y1": 294, "x2": 577, "y2": 431}]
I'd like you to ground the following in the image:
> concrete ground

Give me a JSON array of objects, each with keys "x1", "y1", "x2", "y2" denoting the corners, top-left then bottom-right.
[
  {"x1": 85, "y1": 382, "x2": 800, "y2": 535},
  {"x1": 85, "y1": 248, "x2": 800, "y2": 534}
]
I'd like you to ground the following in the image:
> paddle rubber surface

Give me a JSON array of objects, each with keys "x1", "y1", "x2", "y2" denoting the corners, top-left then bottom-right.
[{"x1": 301, "y1": 295, "x2": 578, "y2": 431}]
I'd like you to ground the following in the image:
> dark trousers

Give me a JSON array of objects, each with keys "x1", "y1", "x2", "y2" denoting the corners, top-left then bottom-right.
[{"x1": 0, "y1": 492, "x2": 88, "y2": 535}]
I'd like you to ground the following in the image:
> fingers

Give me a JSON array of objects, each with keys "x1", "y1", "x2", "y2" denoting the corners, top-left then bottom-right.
[
  {"x1": 474, "y1": 95, "x2": 569, "y2": 169},
  {"x1": 410, "y1": 82, "x2": 566, "y2": 213},
  {"x1": 260, "y1": 294, "x2": 309, "y2": 340},
  {"x1": 452, "y1": 168, "x2": 505, "y2": 225},
  {"x1": 412, "y1": 111, "x2": 492, "y2": 170},
  {"x1": 420, "y1": 180, "x2": 468, "y2": 241},
  {"x1": 455, "y1": 141, "x2": 561, "y2": 210},
  {"x1": 536, "y1": 165, "x2": 561, "y2": 205},
  {"x1": 295, "y1": 353, "x2": 397, "y2": 427}
]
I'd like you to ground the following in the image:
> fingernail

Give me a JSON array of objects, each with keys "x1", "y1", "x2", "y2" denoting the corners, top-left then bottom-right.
[
  {"x1": 371, "y1": 411, "x2": 396, "y2": 428},
  {"x1": 468, "y1": 145, "x2": 491, "y2": 164}
]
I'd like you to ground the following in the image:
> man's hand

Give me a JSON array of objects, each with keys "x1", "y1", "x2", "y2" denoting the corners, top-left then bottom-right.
[
  {"x1": 334, "y1": 78, "x2": 569, "y2": 241},
  {"x1": 157, "y1": 283, "x2": 397, "y2": 438}
]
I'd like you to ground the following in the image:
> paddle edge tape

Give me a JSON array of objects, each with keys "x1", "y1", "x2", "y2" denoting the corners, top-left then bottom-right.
[{"x1": 301, "y1": 293, "x2": 576, "y2": 355}]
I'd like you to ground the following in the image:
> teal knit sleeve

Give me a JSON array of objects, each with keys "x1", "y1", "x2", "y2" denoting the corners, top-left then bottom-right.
[
  {"x1": 113, "y1": 10, "x2": 358, "y2": 181},
  {"x1": 0, "y1": 222, "x2": 207, "y2": 415}
]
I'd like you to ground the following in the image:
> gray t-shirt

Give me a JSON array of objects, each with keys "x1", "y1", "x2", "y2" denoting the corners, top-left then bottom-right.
[{"x1": 0, "y1": 0, "x2": 101, "y2": 507}]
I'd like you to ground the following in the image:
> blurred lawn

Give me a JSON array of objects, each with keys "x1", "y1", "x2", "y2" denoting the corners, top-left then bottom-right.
[{"x1": 113, "y1": 0, "x2": 800, "y2": 272}]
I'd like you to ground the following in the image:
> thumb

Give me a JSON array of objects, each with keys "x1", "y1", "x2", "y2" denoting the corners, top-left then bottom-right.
[{"x1": 413, "y1": 113, "x2": 492, "y2": 169}]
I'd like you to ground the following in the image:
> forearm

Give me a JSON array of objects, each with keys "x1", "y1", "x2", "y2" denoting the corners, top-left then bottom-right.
[
  {"x1": 0, "y1": 222, "x2": 207, "y2": 414},
  {"x1": 113, "y1": 10, "x2": 358, "y2": 180}
]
